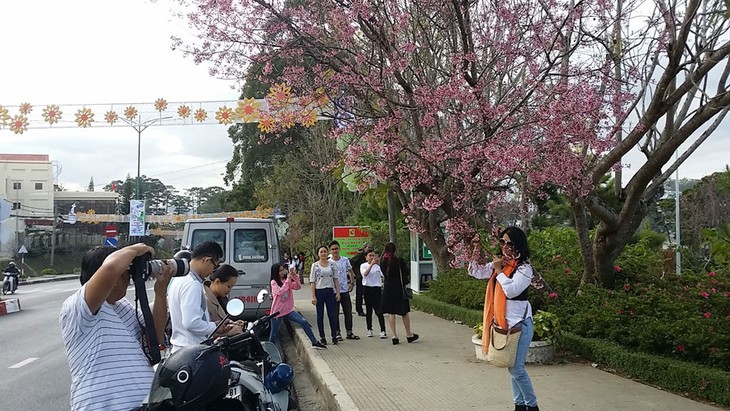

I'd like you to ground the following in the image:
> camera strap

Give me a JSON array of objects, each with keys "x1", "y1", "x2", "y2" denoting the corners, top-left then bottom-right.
[{"x1": 133, "y1": 275, "x2": 161, "y2": 366}]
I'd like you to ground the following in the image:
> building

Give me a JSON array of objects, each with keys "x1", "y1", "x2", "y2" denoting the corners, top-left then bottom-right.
[{"x1": 0, "y1": 154, "x2": 54, "y2": 258}]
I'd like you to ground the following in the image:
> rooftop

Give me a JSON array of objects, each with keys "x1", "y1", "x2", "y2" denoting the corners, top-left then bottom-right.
[{"x1": 0, "y1": 154, "x2": 50, "y2": 162}]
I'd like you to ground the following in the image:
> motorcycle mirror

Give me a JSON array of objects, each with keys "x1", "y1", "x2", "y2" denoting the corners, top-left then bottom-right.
[
  {"x1": 256, "y1": 289, "x2": 269, "y2": 304},
  {"x1": 227, "y1": 299, "x2": 245, "y2": 317}
]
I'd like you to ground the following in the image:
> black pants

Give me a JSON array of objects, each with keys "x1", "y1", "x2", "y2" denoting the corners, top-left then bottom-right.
[
  {"x1": 335, "y1": 291, "x2": 354, "y2": 334},
  {"x1": 355, "y1": 273, "x2": 364, "y2": 314},
  {"x1": 363, "y1": 286, "x2": 386, "y2": 332}
]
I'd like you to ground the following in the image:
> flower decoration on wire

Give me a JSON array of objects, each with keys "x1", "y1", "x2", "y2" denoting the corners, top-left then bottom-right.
[
  {"x1": 75, "y1": 107, "x2": 94, "y2": 128},
  {"x1": 313, "y1": 87, "x2": 330, "y2": 107},
  {"x1": 215, "y1": 105, "x2": 235, "y2": 125},
  {"x1": 19, "y1": 103, "x2": 32, "y2": 115},
  {"x1": 300, "y1": 110, "x2": 317, "y2": 128},
  {"x1": 235, "y1": 98, "x2": 260, "y2": 122},
  {"x1": 177, "y1": 105, "x2": 191, "y2": 119},
  {"x1": 0, "y1": 105, "x2": 10, "y2": 126},
  {"x1": 9, "y1": 115, "x2": 28, "y2": 134},
  {"x1": 279, "y1": 111, "x2": 296, "y2": 129},
  {"x1": 105, "y1": 110, "x2": 119, "y2": 125},
  {"x1": 42, "y1": 104, "x2": 62, "y2": 125},
  {"x1": 154, "y1": 98, "x2": 168, "y2": 112},
  {"x1": 258, "y1": 115, "x2": 275, "y2": 133},
  {"x1": 267, "y1": 83, "x2": 292, "y2": 107},
  {"x1": 124, "y1": 106, "x2": 138, "y2": 120},
  {"x1": 194, "y1": 108, "x2": 207, "y2": 122}
]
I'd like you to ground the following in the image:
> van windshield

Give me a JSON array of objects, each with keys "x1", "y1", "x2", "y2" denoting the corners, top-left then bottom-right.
[
  {"x1": 234, "y1": 229, "x2": 268, "y2": 262},
  {"x1": 191, "y1": 229, "x2": 227, "y2": 262}
]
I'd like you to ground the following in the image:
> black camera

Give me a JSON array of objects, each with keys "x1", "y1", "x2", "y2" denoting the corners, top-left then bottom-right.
[{"x1": 130, "y1": 253, "x2": 190, "y2": 282}]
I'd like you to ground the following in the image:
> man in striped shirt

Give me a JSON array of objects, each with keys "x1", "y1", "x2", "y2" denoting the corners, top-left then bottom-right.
[{"x1": 59, "y1": 244, "x2": 174, "y2": 411}]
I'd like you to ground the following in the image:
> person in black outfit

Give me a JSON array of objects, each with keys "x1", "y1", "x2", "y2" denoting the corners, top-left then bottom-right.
[
  {"x1": 350, "y1": 243, "x2": 372, "y2": 316},
  {"x1": 379, "y1": 242, "x2": 419, "y2": 345},
  {"x1": 3, "y1": 261, "x2": 20, "y2": 293}
]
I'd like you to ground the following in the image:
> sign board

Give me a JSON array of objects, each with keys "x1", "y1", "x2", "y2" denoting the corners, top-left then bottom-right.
[
  {"x1": 104, "y1": 225, "x2": 118, "y2": 237},
  {"x1": 104, "y1": 237, "x2": 119, "y2": 247},
  {"x1": 332, "y1": 226, "x2": 370, "y2": 258},
  {"x1": 421, "y1": 241, "x2": 432, "y2": 260},
  {"x1": 18, "y1": 245, "x2": 28, "y2": 254},
  {"x1": 129, "y1": 200, "x2": 146, "y2": 237}
]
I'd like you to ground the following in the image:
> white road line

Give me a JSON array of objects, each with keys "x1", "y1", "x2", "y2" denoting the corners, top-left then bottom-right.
[
  {"x1": 9, "y1": 358, "x2": 38, "y2": 369},
  {"x1": 41, "y1": 288, "x2": 61, "y2": 293},
  {"x1": 63, "y1": 287, "x2": 79, "y2": 292}
]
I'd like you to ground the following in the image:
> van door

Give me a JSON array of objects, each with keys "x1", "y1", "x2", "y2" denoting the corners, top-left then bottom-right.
[
  {"x1": 187, "y1": 222, "x2": 229, "y2": 263},
  {"x1": 229, "y1": 224, "x2": 275, "y2": 319}
]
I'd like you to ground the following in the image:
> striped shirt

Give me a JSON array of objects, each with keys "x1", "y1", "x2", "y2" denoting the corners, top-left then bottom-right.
[{"x1": 59, "y1": 285, "x2": 154, "y2": 411}]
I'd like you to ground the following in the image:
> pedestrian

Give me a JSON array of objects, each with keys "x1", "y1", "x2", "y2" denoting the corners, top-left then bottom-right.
[
  {"x1": 283, "y1": 251, "x2": 291, "y2": 267},
  {"x1": 329, "y1": 240, "x2": 360, "y2": 341},
  {"x1": 59, "y1": 244, "x2": 175, "y2": 411},
  {"x1": 203, "y1": 264, "x2": 244, "y2": 335},
  {"x1": 350, "y1": 243, "x2": 371, "y2": 316},
  {"x1": 269, "y1": 263, "x2": 327, "y2": 349},
  {"x1": 380, "y1": 242, "x2": 419, "y2": 345},
  {"x1": 296, "y1": 252, "x2": 306, "y2": 283},
  {"x1": 360, "y1": 248, "x2": 387, "y2": 338},
  {"x1": 310, "y1": 245, "x2": 341, "y2": 345},
  {"x1": 468, "y1": 227, "x2": 539, "y2": 411}
]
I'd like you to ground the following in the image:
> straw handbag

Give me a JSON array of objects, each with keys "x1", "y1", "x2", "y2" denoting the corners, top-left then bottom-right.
[{"x1": 487, "y1": 306, "x2": 528, "y2": 368}]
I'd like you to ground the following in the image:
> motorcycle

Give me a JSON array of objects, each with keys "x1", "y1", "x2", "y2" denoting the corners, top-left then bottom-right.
[
  {"x1": 145, "y1": 293, "x2": 298, "y2": 411},
  {"x1": 2, "y1": 271, "x2": 18, "y2": 295}
]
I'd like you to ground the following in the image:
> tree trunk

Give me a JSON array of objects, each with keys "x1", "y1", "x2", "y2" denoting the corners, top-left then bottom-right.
[
  {"x1": 387, "y1": 189, "x2": 398, "y2": 245},
  {"x1": 571, "y1": 201, "x2": 597, "y2": 286}
]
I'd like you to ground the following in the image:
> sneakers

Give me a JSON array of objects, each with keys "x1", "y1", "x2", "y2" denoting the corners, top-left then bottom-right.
[
  {"x1": 332, "y1": 338, "x2": 339, "y2": 345},
  {"x1": 335, "y1": 334, "x2": 344, "y2": 342},
  {"x1": 379, "y1": 331, "x2": 387, "y2": 339},
  {"x1": 312, "y1": 341, "x2": 327, "y2": 350},
  {"x1": 367, "y1": 329, "x2": 373, "y2": 337},
  {"x1": 320, "y1": 338, "x2": 328, "y2": 346}
]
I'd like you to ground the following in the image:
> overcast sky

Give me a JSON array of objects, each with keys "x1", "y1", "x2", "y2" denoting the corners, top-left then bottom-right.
[{"x1": 0, "y1": 0, "x2": 728, "y2": 196}]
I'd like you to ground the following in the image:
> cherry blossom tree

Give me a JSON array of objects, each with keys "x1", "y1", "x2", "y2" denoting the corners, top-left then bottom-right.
[{"x1": 170, "y1": 0, "x2": 730, "y2": 287}]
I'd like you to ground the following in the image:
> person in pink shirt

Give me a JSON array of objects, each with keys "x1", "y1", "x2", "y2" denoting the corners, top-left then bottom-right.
[{"x1": 268, "y1": 263, "x2": 327, "y2": 349}]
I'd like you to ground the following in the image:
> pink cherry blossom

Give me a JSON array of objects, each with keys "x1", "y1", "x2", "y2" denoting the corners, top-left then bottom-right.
[
  {"x1": 703, "y1": 312, "x2": 712, "y2": 319},
  {"x1": 614, "y1": 265, "x2": 622, "y2": 272}
]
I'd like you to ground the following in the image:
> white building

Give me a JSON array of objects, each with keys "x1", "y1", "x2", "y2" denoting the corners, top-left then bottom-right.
[{"x1": 0, "y1": 154, "x2": 54, "y2": 258}]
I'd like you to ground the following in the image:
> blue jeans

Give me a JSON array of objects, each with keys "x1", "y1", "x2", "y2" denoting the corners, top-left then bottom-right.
[
  {"x1": 315, "y1": 288, "x2": 338, "y2": 340},
  {"x1": 269, "y1": 310, "x2": 318, "y2": 345},
  {"x1": 508, "y1": 317, "x2": 537, "y2": 407}
]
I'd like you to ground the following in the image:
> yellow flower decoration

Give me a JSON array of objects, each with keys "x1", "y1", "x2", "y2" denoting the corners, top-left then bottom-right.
[
  {"x1": 313, "y1": 87, "x2": 329, "y2": 107},
  {"x1": 42, "y1": 104, "x2": 62, "y2": 125},
  {"x1": 178, "y1": 105, "x2": 191, "y2": 119},
  {"x1": 105, "y1": 111, "x2": 119, "y2": 125},
  {"x1": 279, "y1": 111, "x2": 296, "y2": 129},
  {"x1": 215, "y1": 106, "x2": 235, "y2": 125},
  {"x1": 267, "y1": 83, "x2": 291, "y2": 107},
  {"x1": 0, "y1": 105, "x2": 10, "y2": 125},
  {"x1": 258, "y1": 116, "x2": 275, "y2": 133},
  {"x1": 235, "y1": 98, "x2": 260, "y2": 122},
  {"x1": 9, "y1": 115, "x2": 28, "y2": 134},
  {"x1": 301, "y1": 110, "x2": 318, "y2": 128},
  {"x1": 19, "y1": 103, "x2": 32, "y2": 115},
  {"x1": 124, "y1": 106, "x2": 138, "y2": 120},
  {"x1": 75, "y1": 107, "x2": 94, "y2": 128},
  {"x1": 194, "y1": 108, "x2": 207, "y2": 122},
  {"x1": 154, "y1": 98, "x2": 168, "y2": 112}
]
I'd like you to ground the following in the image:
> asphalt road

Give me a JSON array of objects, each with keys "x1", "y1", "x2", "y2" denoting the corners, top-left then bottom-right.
[{"x1": 0, "y1": 279, "x2": 158, "y2": 410}]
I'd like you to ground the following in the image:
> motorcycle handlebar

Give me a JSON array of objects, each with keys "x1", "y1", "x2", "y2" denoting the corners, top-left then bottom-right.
[{"x1": 214, "y1": 311, "x2": 280, "y2": 348}]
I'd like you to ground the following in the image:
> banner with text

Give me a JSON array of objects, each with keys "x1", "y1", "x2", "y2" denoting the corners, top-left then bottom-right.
[
  {"x1": 332, "y1": 226, "x2": 370, "y2": 258},
  {"x1": 129, "y1": 200, "x2": 146, "y2": 237}
]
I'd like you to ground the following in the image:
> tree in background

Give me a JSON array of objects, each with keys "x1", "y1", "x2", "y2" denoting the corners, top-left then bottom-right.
[
  {"x1": 87, "y1": 176, "x2": 94, "y2": 192},
  {"x1": 174, "y1": 0, "x2": 730, "y2": 288}
]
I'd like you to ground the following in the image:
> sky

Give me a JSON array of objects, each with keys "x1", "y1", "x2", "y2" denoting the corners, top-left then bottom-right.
[{"x1": 0, "y1": 0, "x2": 728, "y2": 196}]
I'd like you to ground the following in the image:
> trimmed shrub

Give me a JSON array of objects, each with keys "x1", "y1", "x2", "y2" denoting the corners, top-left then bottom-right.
[{"x1": 41, "y1": 268, "x2": 57, "y2": 275}]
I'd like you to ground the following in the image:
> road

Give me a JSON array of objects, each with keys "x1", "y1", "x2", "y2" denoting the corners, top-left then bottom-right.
[{"x1": 0, "y1": 280, "x2": 158, "y2": 410}]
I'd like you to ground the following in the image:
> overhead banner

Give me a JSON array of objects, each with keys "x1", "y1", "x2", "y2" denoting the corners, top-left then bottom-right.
[
  {"x1": 332, "y1": 226, "x2": 370, "y2": 258},
  {"x1": 129, "y1": 200, "x2": 146, "y2": 237}
]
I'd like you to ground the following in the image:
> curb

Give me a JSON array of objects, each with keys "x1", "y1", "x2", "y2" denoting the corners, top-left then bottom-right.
[
  {"x1": 23, "y1": 275, "x2": 80, "y2": 285},
  {"x1": 0, "y1": 298, "x2": 21, "y2": 315},
  {"x1": 287, "y1": 321, "x2": 359, "y2": 411}
]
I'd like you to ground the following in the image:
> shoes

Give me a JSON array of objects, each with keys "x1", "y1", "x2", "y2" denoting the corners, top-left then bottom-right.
[
  {"x1": 320, "y1": 338, "x2": 327, "y2": 346},
  {"x1": 392, "y1": 337, "x2": 400, "y2": 345},
  {"x1": 514, "y1": 405, "x2": 527, "y2": 411},
  {"x1": 332, "y1": 338, "x2": 339, "y2": 345},
  {"x1": 312, "y1": 341, "x2": 327, "y2": 350},
  {"x1": 367, "y1": 329, "x2": 373, "y2": 337},
  {"x1": 346, "y1": 333, "x2": 360, "y2": 340},
  {"x1": 357, "y1": 312, "x2": 366, "y2": 317},
  {"x1": 379, "y1": 331, "x2": 387, "y2": 339},
  {"x1": 336, "y1": 334, "x2": 344, "y2": 342},
  {"x1": 407, "y1": 334, "x2": 419, "y2": 343}
]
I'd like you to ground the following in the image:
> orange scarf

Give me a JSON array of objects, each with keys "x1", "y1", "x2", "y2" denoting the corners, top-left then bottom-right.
[{"x1": 482, "y1": 259, "x2": 517, "y2": 354}]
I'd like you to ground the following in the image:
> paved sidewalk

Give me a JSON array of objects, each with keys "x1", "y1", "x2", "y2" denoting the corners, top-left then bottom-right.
[
  {"x1": 22, "y1": 274, "x2": 79, "y2": 285},
  {"x1": 288, "y1": 288, "x2": 725, "y2": 411}
]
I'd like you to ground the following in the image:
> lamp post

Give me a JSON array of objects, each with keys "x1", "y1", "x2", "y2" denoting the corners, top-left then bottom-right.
[{"x1": 119, "y1": 115, "x2": 172, "y2": 200}]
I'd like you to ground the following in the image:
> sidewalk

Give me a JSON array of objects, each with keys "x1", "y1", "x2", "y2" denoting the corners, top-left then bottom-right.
[
  {"x1": 23, "y1": 274, "x2": 80, "y2": 285},
  {"x1": 288, "y1": 288, "x2": 725, "y2": 411}
]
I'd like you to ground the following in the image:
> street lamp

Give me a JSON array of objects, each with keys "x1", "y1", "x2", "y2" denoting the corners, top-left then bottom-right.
[{"x1": 119, "y1": 115, "x2": 173, "y2": 200}]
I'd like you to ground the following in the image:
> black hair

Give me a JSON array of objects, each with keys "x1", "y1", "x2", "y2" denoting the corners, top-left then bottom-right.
[
  {"x1": 80, "y1": 246, "x2": 119, "y2": 285},
  {"x1": 271, "y1": 263, "x2": 288, "y2": 287},
  {"x1": 328, "y1": 240, "x2": 340, "y2": 248},
  {"x1": 500, "y1": 226, "x2": 530, "y2": 263},
  {"x1": 209, "y1": 264, "x2": 238, "y2": 283},
  {"x1": 316, "y1": 245, "x2": 328, "y2": 254},
  {"x1": 382, "y1": 242, "x2": 398, "y2": 273},
  {"x1": 191, "y1": 241, "x2": 224, "y2": 261}
]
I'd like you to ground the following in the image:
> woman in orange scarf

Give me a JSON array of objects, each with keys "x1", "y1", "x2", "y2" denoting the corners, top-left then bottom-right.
[{"x1": 468, "y1": 227, "x2": 539, "y2": 411}]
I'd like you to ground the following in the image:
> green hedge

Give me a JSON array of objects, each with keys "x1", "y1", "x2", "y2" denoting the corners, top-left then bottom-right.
[
  {"x1": 411, "y1": 294, "x2": 483, "y2": 327},
  {"x1": 561, "y1": 332, "x2": 730, "y2": 406}
]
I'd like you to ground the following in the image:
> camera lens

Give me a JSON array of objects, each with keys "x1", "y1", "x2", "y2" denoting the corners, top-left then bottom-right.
[{"x1": 148, "y1": 258, "x2": 190, "y2": 277}]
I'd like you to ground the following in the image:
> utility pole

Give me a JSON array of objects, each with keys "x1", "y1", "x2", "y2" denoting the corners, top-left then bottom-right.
[
  {"x1": 50, "y1": 202, "x2": 57, "y2": 267},
  {"x1": 675, "y1": 150, "x2": 681, "y2": 275}
]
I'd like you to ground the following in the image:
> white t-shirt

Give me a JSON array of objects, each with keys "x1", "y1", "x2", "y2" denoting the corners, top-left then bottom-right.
[
  {"x1": 468, "y1": 261, "x2": 534, "y2": 328},
  {"x1": 168, "y1": 271, "x2": 217, "y2": 352},
  {"x1": 360, "y1": 262, "x2": 383, "y2": 287},
  {"x1": 329, "y1": 256, "x2": 352, "y2": 292},
  {"x1": 59, "y1": 285, "x2": 154, "y2": 411}
]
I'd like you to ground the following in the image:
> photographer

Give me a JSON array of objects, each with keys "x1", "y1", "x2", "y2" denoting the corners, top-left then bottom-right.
[
  {"x1": 59, "y1": 243, "x2": 175, "y2": 411},
  {"x1": 168, "y1": 241, "x2": 233, "y2": 352}
]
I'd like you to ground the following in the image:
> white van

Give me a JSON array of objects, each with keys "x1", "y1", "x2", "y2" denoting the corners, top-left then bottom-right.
[{"x1": 182, "y1": 217, "x2": 280, "y2": 320}]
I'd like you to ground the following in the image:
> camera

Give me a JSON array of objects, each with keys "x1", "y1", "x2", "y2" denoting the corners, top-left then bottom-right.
[{"x1": 130, "y1": 253, "x2": 190, "y2": 282}]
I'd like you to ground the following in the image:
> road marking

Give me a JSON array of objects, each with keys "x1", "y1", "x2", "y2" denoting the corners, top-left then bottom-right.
[
  {"x1": 41, "y1": 288, "x2": 61, "y2": 293},
  {"x1": 9, "y1": 358, "x2": 38, "y2": 369}
]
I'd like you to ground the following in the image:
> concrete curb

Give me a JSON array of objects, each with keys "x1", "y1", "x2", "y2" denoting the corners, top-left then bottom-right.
[
  {"x1": 23, "y1": 275, "x2": 80, "y2": 285},
  {"x1": 287, "y1": 321, "x2": 359, "y2": 411},
  {"x1": 0, "y1": 298, "x2": 21, "y2": 315}
]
